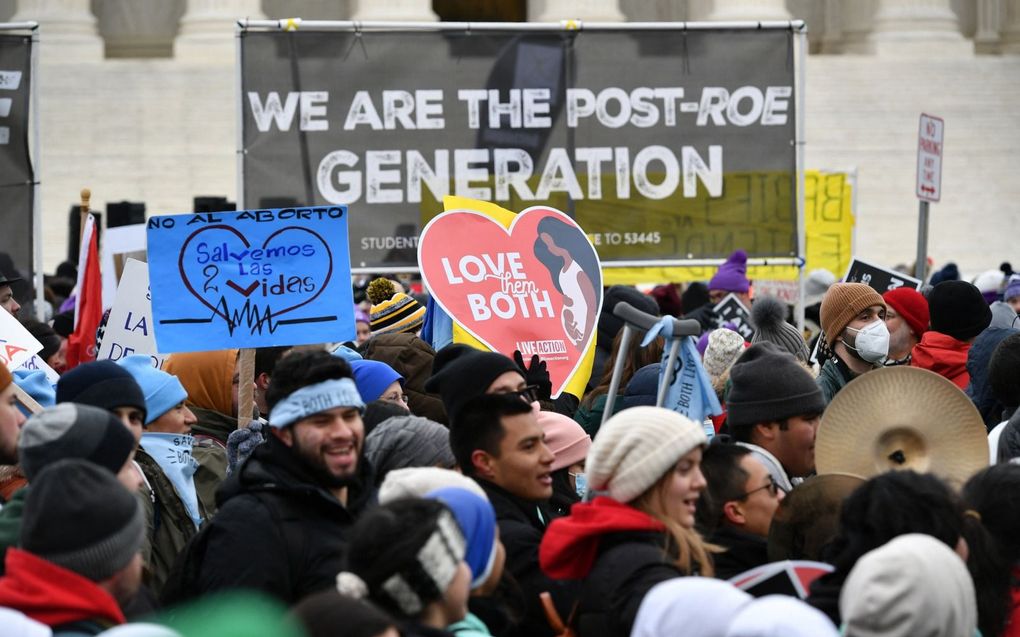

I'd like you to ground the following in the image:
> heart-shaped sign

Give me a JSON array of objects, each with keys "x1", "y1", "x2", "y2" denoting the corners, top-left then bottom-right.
[
  {"x1": 178, "y1": 224, "x2": 334, "y2": 328},
  {"x1": 419, "y1": 206, "x2": 603, "y2": 398}
]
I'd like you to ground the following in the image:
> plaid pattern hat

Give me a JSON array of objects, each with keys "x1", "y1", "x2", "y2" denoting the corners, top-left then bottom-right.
[{"x1": 367, "y1": 278, "x2": 425, "y2": 336}]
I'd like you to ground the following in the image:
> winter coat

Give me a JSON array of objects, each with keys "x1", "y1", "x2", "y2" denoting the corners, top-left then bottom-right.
[
  {"x1": 449, "y1": 612, "x2": 494, "y2": 637},
  {"x1": 1004, "y1": 567, "x2": 1020, "y2": 637},
  {"x1": 134, "y1": 448, "x2": 214, "y2": 595},
  {"x1": 816, "y1": 358, "x2": 853, "y2": 405},
  {"x1": 361, "y1": 332, "x2": 448, "y2": 425},
  {"x1": 540, "y1": 497, "x2": 686, "y2": 637},
  {"x1": 911, "y1": 331, "x2": 971, "y2": 389},
  {"x1": 708, "y1": 526, "x2": 770, "y2": 580},
  {"x1": 0, "y1": 548, "x2": 125, "y2": 633},
  {"x1": 967, "y1": 327, "x2": 1019, "y2": 430},
  {"x1": 477, "y1": 479, "x2": 578, "y2": 637},
  {"x1": 0, "y1": 486, "x2": 26, "y2": 575},
  {"x1": 170, "y1": 434, "x2": 377, "y2": 605},
  {"x1": 190, "y1": 405, "x2": 236, "y2": 448}
]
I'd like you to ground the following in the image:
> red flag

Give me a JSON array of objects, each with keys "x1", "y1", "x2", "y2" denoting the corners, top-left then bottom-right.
[{"x1": 66, "y1": 215, "x2": 102, "y2": 369}]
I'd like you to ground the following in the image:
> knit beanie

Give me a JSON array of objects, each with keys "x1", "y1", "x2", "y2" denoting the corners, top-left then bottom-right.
[
  {"x1": 18, "y1": 403, "x2": 136, "y2": 481},
  {"x1": 56, "y1": 360, "x2": 147, "y2": 419},
  {"x1": 367, "y1": 278, "x2": 425, "y2": 336},
  {"x1": 425, "y1": 344, "x2": 522, "y2": 422},
  {"x1": 651, "y1": 284, "x2": 683, "y2": 317},
  {"x1": 725, "y1": 595, "x2": 839, "y2": 637},
  {"x1": 378, "y1": 466, "x2": 488, "y2": 504},
  {"x1": 12, "y1": 369, "x2": 55, "y2": 416},
  {"x1": 882, "y1": 288, "x2": 930, "y2": 339},
  {"x1": 23, "y1": 320, "x2": 61, "y2": 362},
  {"x1": 929, "y1": 263, "x2": 959, "y2": 286},
  {"x1": 708, "y1": 249, "x2": 750, "y2": 293},
  {"x1": 21, "y1": 458, "x2": 144, "y2": 582},
  {"x1": 805, "y1": 269, "x2": 837, "y2": 306},
  {"x1": 840, "y1": 534, "x2": 976, "y2": 637},
  {"x1": 703, "y1": 328, "x2": 747, "y2": 380},
  {"x1": 51, "y1": 310, "x2": 74, "y2": 338},
  {"x1": 1005, "y1": 275, "x2": 1020, "y2": 302},
  {"x1": 427, "y1": 487, "x2": 498, "y2": 590},
  {"x1": 632, "y1": 578, "x2": 753, "y2": 637},
  {"x1": 973, "y1": 268, "x2": 1004, "y2": 302},
  {"x1": 338, "y1": 498, "x2": 466, "y2": 618},
  {"x1": 726, "y1": 342, "x2": 825, "y2": 428},
  {"x1": 598, "y1": 286, "x2": 660, "y2": 346},
  {"x1": 586, "y1": 406, "x2": 707, "y2": 503},
  {"x1": 164, "y1": 349, "x2": 236, "y2": 416},
  {"x1": 537, "y1": 410, "x2": 591, "y2": 473},
  {"x1": 750, "y1": 296, "x2": 809, "y2": 363},
  {"x1": 682, "y1": 282, "x2": 711, "y2": 315},
  {"x1": 0, "y1": 363, "x2": 13, "y2": 393},
  {"x1": 117, "y1": 355, "x2": 188, "y2": 425},
  {"x1": 364, "y1": 415, "x2": 455, "y2": 480},
  {"x1": 928, "y1": 280, "x2": 993, "y2": 342},
  {"x1": 350, "y1": 359, "x2": 404, "y2": 403},
  {"x1": 820, "y1": 283, "x2": 886, "y2": 347}
]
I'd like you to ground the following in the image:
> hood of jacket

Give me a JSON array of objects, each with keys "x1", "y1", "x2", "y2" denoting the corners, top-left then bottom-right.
[
  {"x1": 539, "y1": 497, "x2": 665, "y2": 580},
  {"x1": 217, "y1": 433, "x2": 376, "y2": 516},
  {"x1": 0, "y1": 549, "x2": 124, "y2": 628},
  {"x1": 967, "y1": 327, "x2": 1019, "y2": 429},
  {"x1": 360, "y1": 332, "x2": 448, "y2": 425},
  {"x1": 911, "y1": 331, "x2": 971, "y2": 388},
  {"x1": 190, "y1": 405, "x2": 238, "y2": 446}
]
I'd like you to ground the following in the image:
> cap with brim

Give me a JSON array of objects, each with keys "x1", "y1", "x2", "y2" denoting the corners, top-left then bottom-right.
[
  {"x1": 767, "y1": 472, "x2": 865, "y2": 562},
  {"x1": 0, "y1": 274, "x2": 22, "y2": 286},
  {"x1": 815, "y1": 366, "x2": 987, "y2": 486}
]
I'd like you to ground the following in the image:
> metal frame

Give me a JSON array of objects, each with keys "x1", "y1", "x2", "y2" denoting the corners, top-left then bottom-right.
[
  {"x1": 236, "y1": 20, "x2": 809, "y2": 284},
  {"x1": 0, "y1": 22, "x2": 41, "y2": 320}
]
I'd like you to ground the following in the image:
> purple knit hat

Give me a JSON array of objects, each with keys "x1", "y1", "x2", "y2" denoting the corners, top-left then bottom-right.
[{"x1": 708, "y1": 250, "x2": 750, "y2": 293}]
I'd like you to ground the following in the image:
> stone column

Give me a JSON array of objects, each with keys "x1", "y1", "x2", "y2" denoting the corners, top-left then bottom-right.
[
  {"x1": 869, "y1": 0, "x2": 969, "y2": 54},
  {"x1": 174, "y1": 0, "x2": 265, "y2": 63},
  {"x1": 12, "y1": 0, "x2": 103, "y2": 61},
  {"x1": 704, "y1": 0, "x2": 792, "y2": 21},
  {"x1": 528, "y1": 0, "x2": 626, "y2": 22},
  {"x1": 1000, "y1": 0, "x2": 1020, "y2": 53},
  {"x1": 974, "y1": 0, "x2": 1001, "y2": 54},
  {"x1": 350, "y1": 0, "x2": 437, "y2": 21},
  {"x1": 832, "y1": 0, "x2": 877, "y2": 53}
]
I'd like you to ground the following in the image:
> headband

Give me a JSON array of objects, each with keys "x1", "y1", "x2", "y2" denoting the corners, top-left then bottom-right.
[{"x1": 268, "y1": 378, "x2": 365, "y2": 429}]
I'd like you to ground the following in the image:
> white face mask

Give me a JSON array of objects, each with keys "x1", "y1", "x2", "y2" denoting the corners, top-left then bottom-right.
[{"x1": 843, "y1": 319, "x2": 890, "y2": 364}]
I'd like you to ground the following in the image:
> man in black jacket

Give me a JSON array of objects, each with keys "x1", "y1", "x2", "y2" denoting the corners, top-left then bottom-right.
[
  {"x1": 450, "y1": 393, "x2": 578, "y2": 637},
  {"x1": 169, "y1": 350, "x2": 375, "y2": 604}
]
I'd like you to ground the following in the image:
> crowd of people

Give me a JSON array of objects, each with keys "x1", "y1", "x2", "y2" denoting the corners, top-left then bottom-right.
[{"x1": 0, "y1": 249, "x2": 1019, "y2": 637}]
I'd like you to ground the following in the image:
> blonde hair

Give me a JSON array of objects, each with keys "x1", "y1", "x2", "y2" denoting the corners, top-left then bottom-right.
[{"x1": 632, "y1": 468, "x2": 718, "y2": 577}]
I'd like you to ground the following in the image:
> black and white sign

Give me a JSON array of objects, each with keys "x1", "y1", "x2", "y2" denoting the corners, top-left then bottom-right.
[
  {"x1": 841, "y1": 258, "x2": 921, "y2": 293},
  {"x1": 714, "y1": 293, "x2": 755, "y2": 341},
  {"x1": 0, "y1": 35, "x2": 33, "y2": 295}
]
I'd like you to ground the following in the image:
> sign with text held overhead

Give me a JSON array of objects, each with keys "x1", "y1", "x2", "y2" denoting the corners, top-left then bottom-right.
[
  {"x1": 146, "y1": 207, "x2": 355, "y2": 352},
  {"x1": 96, "y1": 258, "x2": 168, "y2": 369},
  {"x1": 419, "y1": 206, "x2": 603, "y2": 398},
  {"x1": 917, "y1": 113, "x2": 944, "y2": 202},
  {"x1": 240, "y1": 27, "x2": 798, "y2": 269}
]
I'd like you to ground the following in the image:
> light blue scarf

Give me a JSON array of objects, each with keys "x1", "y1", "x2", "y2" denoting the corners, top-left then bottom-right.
[
  {"x1": 139, "y1": 432, "x2": 202, "y2": 530},
  {"x1": 642, "y1": 317, "x2": 723, "y2": 430}
]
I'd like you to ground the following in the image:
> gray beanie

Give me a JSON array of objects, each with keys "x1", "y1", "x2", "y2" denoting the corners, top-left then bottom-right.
[
  {"x1": 21, "y1": 458, "x2": 144, "y2": 582},
  {"x1": 364, "y1": 415, "x2": 455, "y2": 482},
  {"x1": 750, "y1": 296, "x2": 810, "y2": 363},
  {"x1": 727, "y1": 342, "x2": 825, "y2": 428},
  {"x1": 18, "y1": 403, "x2": 137, "y2": 481}
]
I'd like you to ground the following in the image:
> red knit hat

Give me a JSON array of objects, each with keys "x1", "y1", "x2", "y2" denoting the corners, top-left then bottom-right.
[{"x1": 883, "y1": 288, "x2": 930, "y2": 339}]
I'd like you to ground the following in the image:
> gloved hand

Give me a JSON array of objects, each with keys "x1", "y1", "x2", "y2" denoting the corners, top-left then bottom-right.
[
  {"x1": 226, "y1": 419, "x2": 266, "y2": 476},
  {"x1": 683, "y1": 305, "x2": 720, "y2": 333},
  {"x1": 514, "y1": 350, "x2": 553, "y2": 402}
]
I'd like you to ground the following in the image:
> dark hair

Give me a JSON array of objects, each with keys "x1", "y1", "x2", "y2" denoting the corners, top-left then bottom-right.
[
  {"x1": 449, "y1": 393, "x2": 532, "y2": 477},
  {"x1": 255, "y1": 346, "x2": 290, "y2": 378},
  {"x1": 989, "y1": 333, "x2": 1020, "y2": 409},
  {"x1": 548, "y1": 467, "x2": 580, "y2": 517},
  {"x1": 291, "y1": 589, "x2": 395, "y2": 637},
  {"x1": 265, "y1": 350, "x2": 353, "y2": 412},
  {"x1": 728, "y1": 418, "x2": 795, "y2": 444},
  {"x1": 362, "y1": 399, "x2": 411, "y2": 436},
  {"x1": 533, "y1": 216, "x2": 601, "y2": 294},
  {"x1": 696, "y1": 443, "x2": 752, "y2": 533}
]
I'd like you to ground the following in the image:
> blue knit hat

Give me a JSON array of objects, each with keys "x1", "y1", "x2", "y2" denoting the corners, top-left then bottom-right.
[
  {"x1": 350, "y1": 359, "x2": 404, "y2": 403},
  {"x1": 13, "y1": 369, "x2": 55, "y2": 417},
  {"x1": 426, "y1": 486, "x2": 498, "y2": 590},
  {"x1": 56, "y1": 360, "x2": 146, "y2": 421},
  {"x1": 117, "y1": 355, "x2": 188, "y2": 425}
]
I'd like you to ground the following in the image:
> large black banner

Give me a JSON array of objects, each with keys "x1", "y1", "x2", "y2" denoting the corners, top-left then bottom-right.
[
  {"x1": 0, "y1": 34, "x2": 33, "y2": 300},
  {"x1": 241, "y1": 27, "x2": 797, "y2": 270}
]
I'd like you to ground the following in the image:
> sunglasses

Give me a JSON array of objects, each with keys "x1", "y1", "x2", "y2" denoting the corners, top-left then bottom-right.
[
  {"x1": 739, "y1": 475, "x2": 780, "y2": 499},
  {"x1": 508, "y1": 385, "x2": 541, "y2": 404}
]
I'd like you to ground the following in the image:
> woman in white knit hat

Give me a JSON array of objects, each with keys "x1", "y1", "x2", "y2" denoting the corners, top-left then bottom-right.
[{"x1": 538, "y1": 406, "x2": 713, "y2": 637}]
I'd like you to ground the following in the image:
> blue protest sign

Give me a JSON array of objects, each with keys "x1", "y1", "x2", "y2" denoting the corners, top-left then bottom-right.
[{"x1": 146, "y1": 207, "x2": 354, "y2": 352}]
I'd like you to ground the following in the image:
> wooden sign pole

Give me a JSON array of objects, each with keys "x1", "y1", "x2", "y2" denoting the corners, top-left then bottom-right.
[
  {"x1": 12, "y1": 383, "x2": 42, "y2": 415},
  {"x1": 237, "y1": 348, "x2": 255, "y2": 429},
  {"x1": 79, "y1": 188, "x2": 91, "y2": 244}
]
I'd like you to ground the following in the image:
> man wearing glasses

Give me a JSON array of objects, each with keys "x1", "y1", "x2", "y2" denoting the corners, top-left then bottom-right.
[{"x1": 698, "y1": 444, "x2": 785, "y2": 579}]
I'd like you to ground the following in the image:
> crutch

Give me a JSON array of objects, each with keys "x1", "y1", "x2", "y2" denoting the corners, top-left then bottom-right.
[{"x1": 600, "y1": 302, "x2": 702, "y2": 428}]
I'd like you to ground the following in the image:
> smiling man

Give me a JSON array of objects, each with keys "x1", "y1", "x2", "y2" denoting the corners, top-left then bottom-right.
[{"x1": 176, "y1": 350, "x2": 375, "y2": 604}]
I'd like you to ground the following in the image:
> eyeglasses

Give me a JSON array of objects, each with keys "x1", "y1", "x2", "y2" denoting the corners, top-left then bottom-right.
[
  {"x1": 739, "y1": 475, "x2": 780, "y2": 500},
  {"x1": 382, "y1": 392, "x2": 409, "y2": 404},
  {"x1": 508, "y1": 385, "x2": 541, "y2": 404}
]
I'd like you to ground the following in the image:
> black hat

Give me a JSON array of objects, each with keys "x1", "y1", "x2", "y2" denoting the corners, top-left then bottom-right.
[
  {"x1": 0, "y1": 273, "x2": 21, "y2": 287},
  {"x1": 598, "y1": 285, "x2": 659, "y2": 346},
  {"x1": 56, "y1": 360, "x2": 147, "y2": 420},
  {"x1": 23, "y1": 320, "x2": 61, "y2": 363},
  {"x1": 928, "y1": 280, "x2": 993, "y2": 342},
  {"x1": 51, "y1": 311, "x2": 74, "y2": 338},
  {"x1": 21, "y1": 458, "x2": 144, "y2": 582},
  {"x1": 424, "y1": 344, "x2": 521, "y2": 422},
  {"x1": 727, "y1": 342, "x2": 826, "y2": 427},
  {"x1": 18, "y1": 403, "x2": 136, "y2": 481}
]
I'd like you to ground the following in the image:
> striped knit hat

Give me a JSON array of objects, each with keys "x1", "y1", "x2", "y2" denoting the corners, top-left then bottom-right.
[
  {"x1": 367, "y1": 278, "x2": 426, "y2": 336},
  {"x1": 586, "y1": 406, "x2": 708, "y2": 503}
]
